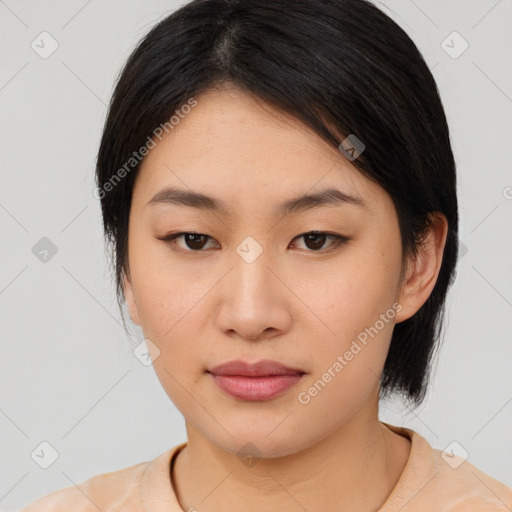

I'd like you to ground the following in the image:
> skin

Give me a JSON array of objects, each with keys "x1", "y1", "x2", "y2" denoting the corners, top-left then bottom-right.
[{"x1": 123, "y1": 85, "x2": 448, "y2": 511}]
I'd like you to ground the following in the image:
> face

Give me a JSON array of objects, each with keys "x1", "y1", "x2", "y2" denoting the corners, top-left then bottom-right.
[{"x1": 123, "y1": 86, "x2": 433, "y2": 458}]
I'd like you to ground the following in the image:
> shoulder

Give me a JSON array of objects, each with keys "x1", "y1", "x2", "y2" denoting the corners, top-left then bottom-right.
[
  {"x1": 381, "y1": 423, "x2": 512, "y2": 511},
  {"x1": 428, "y1": 448, "x2": 512, "y2": 510},
  {"x1": 19, "y1": 458, "x2": 150, "y2": 512}
]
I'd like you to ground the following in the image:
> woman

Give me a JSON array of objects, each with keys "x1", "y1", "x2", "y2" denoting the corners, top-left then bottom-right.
[{"x1": 20, "y1": 0, "x2": 512, "y2": 510}]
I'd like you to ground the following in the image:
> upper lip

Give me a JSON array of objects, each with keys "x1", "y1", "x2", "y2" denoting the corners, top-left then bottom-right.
[{"x1": 208, "y1": 359, "x2": 305, "y2": 377}]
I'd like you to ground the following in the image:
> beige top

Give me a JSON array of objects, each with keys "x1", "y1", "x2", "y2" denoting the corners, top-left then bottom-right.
[{"x1": 20, "y1": 423, "x2": 512, "y2": 511}]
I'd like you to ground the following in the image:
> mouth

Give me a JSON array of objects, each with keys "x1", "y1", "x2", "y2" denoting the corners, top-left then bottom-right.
[{"x1": 206, "y1": 359, "x2": 306, "y2": 401}]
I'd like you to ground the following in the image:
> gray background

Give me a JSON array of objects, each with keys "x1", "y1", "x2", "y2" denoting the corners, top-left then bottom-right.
[{"x1": 1, "y1": 0, "x2": 511, "y2": 509}]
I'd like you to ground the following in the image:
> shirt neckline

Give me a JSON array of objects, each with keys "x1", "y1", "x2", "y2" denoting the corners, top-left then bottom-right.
[{"x1": 140, "y1": 422, "x2": 432, "y2": 511}]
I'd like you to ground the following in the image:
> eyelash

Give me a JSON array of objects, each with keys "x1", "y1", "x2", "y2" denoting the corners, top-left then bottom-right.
[{"x1": 156, "y1": 231, "x2": 351, "y2": 254}]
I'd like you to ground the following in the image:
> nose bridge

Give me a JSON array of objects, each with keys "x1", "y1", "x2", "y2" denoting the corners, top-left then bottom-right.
[
  {"x1": 215, "y1": 234, "x2": 290, "y2": 339},
  {"x1": 231, "y1": 234, "x2": 276, "y2": 304}
]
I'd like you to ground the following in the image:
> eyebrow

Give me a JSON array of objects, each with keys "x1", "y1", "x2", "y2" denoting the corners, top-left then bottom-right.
[{"x1": 146, "y1": 186, "x2": 368, "y2": 217}]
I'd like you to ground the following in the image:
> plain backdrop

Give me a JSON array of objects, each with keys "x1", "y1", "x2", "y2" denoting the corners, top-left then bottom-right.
[{"x1": 1, "y1": 0, "x2": 511, "y2": 509}]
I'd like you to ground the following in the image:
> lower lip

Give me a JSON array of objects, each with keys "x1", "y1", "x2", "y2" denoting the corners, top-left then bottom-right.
[{"x1": 209, "y1": 373, "x2": 303, "y2": 401}]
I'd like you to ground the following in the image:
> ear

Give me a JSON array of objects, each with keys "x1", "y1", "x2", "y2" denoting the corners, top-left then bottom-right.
[
  {"x1": 395, "y1": 212, "x2": 448, "y2": 323},
  {"x1": 122, "y1": 270, "x2": 141, "y2": 326}
]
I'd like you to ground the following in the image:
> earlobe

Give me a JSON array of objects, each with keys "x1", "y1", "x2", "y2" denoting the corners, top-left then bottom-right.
[
  {"x1": 395, "y1": 213, "x2": 448, "y2": 323},
  {"x1": 122, "y1": 270, "x2": 141, "y2": 326}
]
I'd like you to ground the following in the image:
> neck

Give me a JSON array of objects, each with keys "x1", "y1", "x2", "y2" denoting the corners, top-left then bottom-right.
[{"x1": 171, "y1": 403, "x2": 411, "y2": 511}]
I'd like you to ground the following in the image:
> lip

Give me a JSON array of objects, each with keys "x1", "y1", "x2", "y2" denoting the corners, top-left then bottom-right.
[
  {"x1": 208, "y1": 359, "x2": 304, "y2": 377},
  {"x1": 207, "y1": 359, "x2": 305, "y2": 401}
]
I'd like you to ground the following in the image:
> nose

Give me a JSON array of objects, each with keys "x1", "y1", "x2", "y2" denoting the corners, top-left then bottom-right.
[{"x1": 215, "y1": 244, "x2": 292, "y2": 342}]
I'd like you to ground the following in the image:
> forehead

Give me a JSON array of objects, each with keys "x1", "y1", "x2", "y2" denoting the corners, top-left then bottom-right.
[{"x1": 133, "y1": 88, "x2": 388, "y2": 216}]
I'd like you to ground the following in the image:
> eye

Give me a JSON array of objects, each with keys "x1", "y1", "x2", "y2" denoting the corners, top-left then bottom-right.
[
  {"x1": 157, "y1": 232, "x2": 219, "y2": 252},
  {"x1": 156, "y1": 231, "x2": 350, "y2": 253},
  {"x1": 290, "y1": 231, "x2": 350, "y2": 252}
]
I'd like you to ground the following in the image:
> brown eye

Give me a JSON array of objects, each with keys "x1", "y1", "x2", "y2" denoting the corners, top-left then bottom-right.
[
  {"x1": 303, "y1": 232, "x2": 328, "y2": 250},
  {"x1": 292, "y1": 231, "x2": 349, "y2": 252},
  {"x1": 157, "y1": 232, "x2": 218, "y2": 252},
  {"x1": 182, "y1": 233, "x2": 209, "y2": 250}
]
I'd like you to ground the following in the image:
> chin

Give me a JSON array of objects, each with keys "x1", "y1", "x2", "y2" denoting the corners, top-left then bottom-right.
[{"x1": 206, "y1": 424, "x2": 317, "y2": 461}]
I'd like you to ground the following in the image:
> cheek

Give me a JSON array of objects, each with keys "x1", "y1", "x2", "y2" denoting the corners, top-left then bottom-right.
[
  {"x1": 302, "y1": 245, "x2": 401, "y2": 395},
  {"x1": 133, "y1": 266, "x2": 209, "y2": 401},
  {"x1": 134, "y1": 272, "x2": 209, "y2": 342},
  {"x1": 321, "y1": 250, "x2": 400, "y2": 335},
  {"x1": 128, "y1": 229, "x2": 205, "y2": 333}
]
